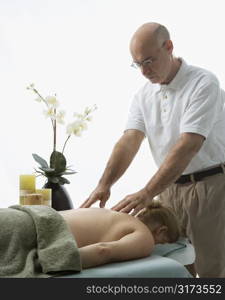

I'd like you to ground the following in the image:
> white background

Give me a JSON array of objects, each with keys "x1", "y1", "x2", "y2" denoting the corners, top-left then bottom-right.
[{"x1": 0, "y1": 0, "x2": 225, "y2": 208}]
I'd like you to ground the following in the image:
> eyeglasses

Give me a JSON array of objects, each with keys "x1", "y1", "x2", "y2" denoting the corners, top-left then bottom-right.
[
  {"x1": 131, "y1": 58, "x2": 155, "y2": 69},
  {"x1": 131, "y1": 41, "x2": 166, "y2": 69}
]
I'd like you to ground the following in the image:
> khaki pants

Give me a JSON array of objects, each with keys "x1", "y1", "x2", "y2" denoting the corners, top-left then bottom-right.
[{"x1": 159, "y1": 173, "x2": 225, "y2": 278}]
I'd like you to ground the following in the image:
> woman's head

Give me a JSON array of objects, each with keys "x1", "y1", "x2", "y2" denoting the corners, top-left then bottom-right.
[{"x1": 136, "y1": 200, "x2": 180, "y2": 244}]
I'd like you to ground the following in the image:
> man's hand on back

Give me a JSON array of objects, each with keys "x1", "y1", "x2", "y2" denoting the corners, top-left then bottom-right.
[
  {"x1": 111, "y1": 188, "x2": 153, "y2": 216},
  {"x1": 80, "y1": 184, "x2": 111, "y2": 208}
]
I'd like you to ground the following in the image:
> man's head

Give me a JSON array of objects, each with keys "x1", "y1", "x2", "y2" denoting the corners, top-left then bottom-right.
[
  {"x1": 130, "y1": 22, "x2": 177, "y2": 84},
  {"x1": 136, "y1": 200, "x2": 180, "y2": 244}
]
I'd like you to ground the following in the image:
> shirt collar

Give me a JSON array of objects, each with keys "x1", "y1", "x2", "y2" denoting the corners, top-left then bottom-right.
[{"x1": 154, "y1": 57, "x2": 188, "y2": 92}]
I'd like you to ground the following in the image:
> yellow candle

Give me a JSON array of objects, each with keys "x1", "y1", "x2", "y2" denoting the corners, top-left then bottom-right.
[
  {"x1": 20, "y1": 175, "x2": 36, "y2": 191},
  {"x1": 36, "y1": 189, "x2": 52, "y2": 207},
  {"x1": 22, "y1": 193, "x2": 44, "y2": 205},
  {"x1": 19, "y1": 175, "x2": 36, "y2": 205}
]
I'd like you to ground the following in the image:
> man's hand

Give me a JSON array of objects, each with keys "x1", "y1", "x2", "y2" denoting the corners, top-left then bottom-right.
[
  {"x1": 111, "y1": 188, "x2": 152, "y2": 216},
  {"x1": 80, "y1": 185, "x2": 111, "y2": 208},
  {"x1": 80, "y1": 130, "x2": 144, "y2": 209}
]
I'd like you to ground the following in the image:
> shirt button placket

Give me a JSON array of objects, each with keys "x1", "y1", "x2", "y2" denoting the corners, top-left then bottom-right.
[{"x1": 161, "y1": 92, "x2": 169, "y2": 120}]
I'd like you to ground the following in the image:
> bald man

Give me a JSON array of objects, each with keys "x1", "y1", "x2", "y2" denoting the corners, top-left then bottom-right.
[{"x1": 81, "y1": 22, "x2": 225, "y2": 278}]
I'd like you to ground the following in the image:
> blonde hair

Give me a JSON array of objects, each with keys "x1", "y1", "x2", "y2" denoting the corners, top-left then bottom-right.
[{"x1": 137, "y1": 200, "x2": 180, "y2": 243}]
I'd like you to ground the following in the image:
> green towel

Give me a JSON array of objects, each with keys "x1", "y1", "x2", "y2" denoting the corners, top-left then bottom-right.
[{"x1": 0, "y1": 205, "x2": 81, "y2": 278}]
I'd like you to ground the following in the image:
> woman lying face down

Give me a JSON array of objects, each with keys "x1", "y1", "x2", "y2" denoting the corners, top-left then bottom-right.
[{"x1": 59, "y1": 200, "x2": 180, "y2": 269}]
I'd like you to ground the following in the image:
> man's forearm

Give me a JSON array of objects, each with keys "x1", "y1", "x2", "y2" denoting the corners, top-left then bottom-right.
[
  {"x1": 99, "y1": 142, "x2": 135, "y2": 187},
  {"x1": 145, "y1": 133, "x2": 204, "y2": 199},
  {"x1": 99, "y1": 132, "x2": 144, "y2": 187}
]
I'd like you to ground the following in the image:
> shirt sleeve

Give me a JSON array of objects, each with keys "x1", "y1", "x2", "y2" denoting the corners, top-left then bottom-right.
[
  {"x1": 124, "y1": 93, "x2": 146, "y2": 135},
  {"x1": 180, "y1": 77, "x2": 221, "y2": 138}
]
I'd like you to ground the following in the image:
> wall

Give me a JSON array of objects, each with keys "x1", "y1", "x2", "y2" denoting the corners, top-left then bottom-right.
[{"x1": 0, "y1": 0, "x2": 224, "y2": 208}]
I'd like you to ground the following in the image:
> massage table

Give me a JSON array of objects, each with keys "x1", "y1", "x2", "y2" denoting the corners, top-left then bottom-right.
[
  {"x1": 60, "y1": 238, "x2": 195, "y2": 278},
  {"x1": 0, "y1": 206, "x2": 195, "y2": 278}
]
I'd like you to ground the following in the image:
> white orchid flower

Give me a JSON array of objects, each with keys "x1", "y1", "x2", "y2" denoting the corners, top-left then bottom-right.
[
  {"x1": 56, "y1": 110, "x2": 66, "y2": 124},
  {"x1": 84, "y1": 107, "x2": 92, "y2": 115},
  {"x1": 66, "y1": 123, "x2": 82, "y2": 136},
  {"x1": 73, "y1": 112, "x2": 84, "y2": 119},
  {"x1": 91, "y1": 104, "x2": 97, "y2": 112},
  {"x1": 66, "y1": 123, "x2": 74, "y2": 135},
  {"x1": 84, "y1": 104, "x2": 97, "y2": 115},
  {"x1": 66, "y1": 120, "x2": 88, "y2": 136},
  {"x1": 43, "y1": 107, "x2": 56, "y2": 119},
  {"x1": 86, "y1": 116, "x2": 92, "y2": 121},
  {"x1": 45, "y1": 96, "x2": 59, "y2": 108},
  {"x1": 28, "y1": 83, "x2": 97, "y2": 157},
  {"x1": 26, "y1": 83, "x2": 35, "y2": 90},
  {"x1": 80, "y1": 121, "x2": 88, "y2": 130}
]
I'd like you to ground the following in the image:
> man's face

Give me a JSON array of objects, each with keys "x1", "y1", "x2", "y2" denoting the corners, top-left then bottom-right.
[{"x1": 130, "y1": 39, "x2": 172, "y2": 84}]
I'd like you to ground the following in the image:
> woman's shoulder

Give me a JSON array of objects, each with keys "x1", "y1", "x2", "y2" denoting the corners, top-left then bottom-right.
[{"x1": 114, "y1": 211, "x2": 153, "y2": 235}]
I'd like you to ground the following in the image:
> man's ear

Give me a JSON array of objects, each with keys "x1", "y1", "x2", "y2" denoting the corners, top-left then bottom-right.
[{"x1": 164, "y1": 40, "x2": 173, "y2": 55}]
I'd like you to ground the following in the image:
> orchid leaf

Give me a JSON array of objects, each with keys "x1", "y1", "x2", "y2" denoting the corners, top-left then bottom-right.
[
  {"x1": 58, "y1": 177, "x2": 70, "y2": 184},
  {"x1": 32, "y1": 153, "x2": 49, "y2": 168},
  {"x1": 48, "y1": 177, "x2": 59, "y2": 183},
  {"x1": 39, "y1": 167, "x2": 55, "y2": 173},
  {"x1": 61, "y1": 171, "x2": 77, "y2": 175},
  {"x1": 50, "y1": 151, "x2": 66, "y2": 173}
]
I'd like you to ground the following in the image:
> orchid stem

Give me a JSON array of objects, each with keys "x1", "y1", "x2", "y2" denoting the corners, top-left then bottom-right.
[
  {"x1": 32, "y1": 88, "x2": 54, "y2": 128},
  {"x1": 53, "y1": 112, "x2": 56, "y2": 152},
  {"x1": 62, "y1": 135, "x2": 71, "y2": 154}
]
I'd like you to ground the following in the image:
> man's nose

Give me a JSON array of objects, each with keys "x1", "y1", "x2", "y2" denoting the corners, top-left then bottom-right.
[{"x1": 141, "y1": 64, "x2": 152, "y2": 76}]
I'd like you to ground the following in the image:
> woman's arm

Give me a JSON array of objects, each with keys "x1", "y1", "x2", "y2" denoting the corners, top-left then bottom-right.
[{"x1": 79, "y1": 228, "x2": 154, "y2": 269}]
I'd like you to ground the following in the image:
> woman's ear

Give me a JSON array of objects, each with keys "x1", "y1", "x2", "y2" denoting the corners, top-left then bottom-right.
[{"x1": 153, "y1": 225, "x2": 170, "y2": 244}]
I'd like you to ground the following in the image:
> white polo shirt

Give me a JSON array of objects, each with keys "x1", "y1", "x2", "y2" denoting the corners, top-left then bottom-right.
[{"x1": 125, "y1": 58, "x2": 225, "y2": 174}]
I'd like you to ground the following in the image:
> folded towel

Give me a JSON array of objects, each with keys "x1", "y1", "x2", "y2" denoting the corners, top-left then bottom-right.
[{"x1": 0, "y1": 205, "x2": 81, "y2": 278}]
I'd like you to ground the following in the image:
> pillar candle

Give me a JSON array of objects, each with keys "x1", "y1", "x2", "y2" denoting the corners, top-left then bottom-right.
[
  {"x1": 19, "y1": 174, "x2": 36, "y2": 205},
  {"x1": 19, "y1": 174, "x2": 36, "y2": 191},
  {"x1": 36, "y1": 189, "x2": 52, "y2": 207},
  {"x1": 22, "y1": 193, "x2": 44, "y2": 205}
]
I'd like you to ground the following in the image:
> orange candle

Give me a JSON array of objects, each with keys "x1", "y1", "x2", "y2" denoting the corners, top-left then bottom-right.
[
  {"x1": 21, "y1": 194, "x2": 44, "y2": 205},
  {"x1": 36, "y1": 189, "x2": 52, "y2": 207}
]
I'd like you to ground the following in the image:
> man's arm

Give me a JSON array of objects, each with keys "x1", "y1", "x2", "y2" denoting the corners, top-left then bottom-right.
[
  {"x1": 98, "y1": 129, "x2": 145, "y2": 187},
  {"x1": 80, "y1": 129, "x2": 145, "y2": 207},
  {"x1": 79, "y1": 229, "x2": 154, "y2": 269},
  {"x1": 112, "y1": 132, "x2": 205, "y2": 214},
  {"x1": 144, "y1": 132, "x2": 205, "y2": 197}
]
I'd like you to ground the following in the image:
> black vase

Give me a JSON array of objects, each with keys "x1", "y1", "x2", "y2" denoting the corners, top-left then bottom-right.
[{"x1": 43, "y1": 181, "x2": 74, "y2": 211}]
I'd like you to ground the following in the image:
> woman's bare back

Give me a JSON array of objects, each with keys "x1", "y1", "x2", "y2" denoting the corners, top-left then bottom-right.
[{"x1": 59, "y1": 207, "x2": 150, "y2": 247}]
